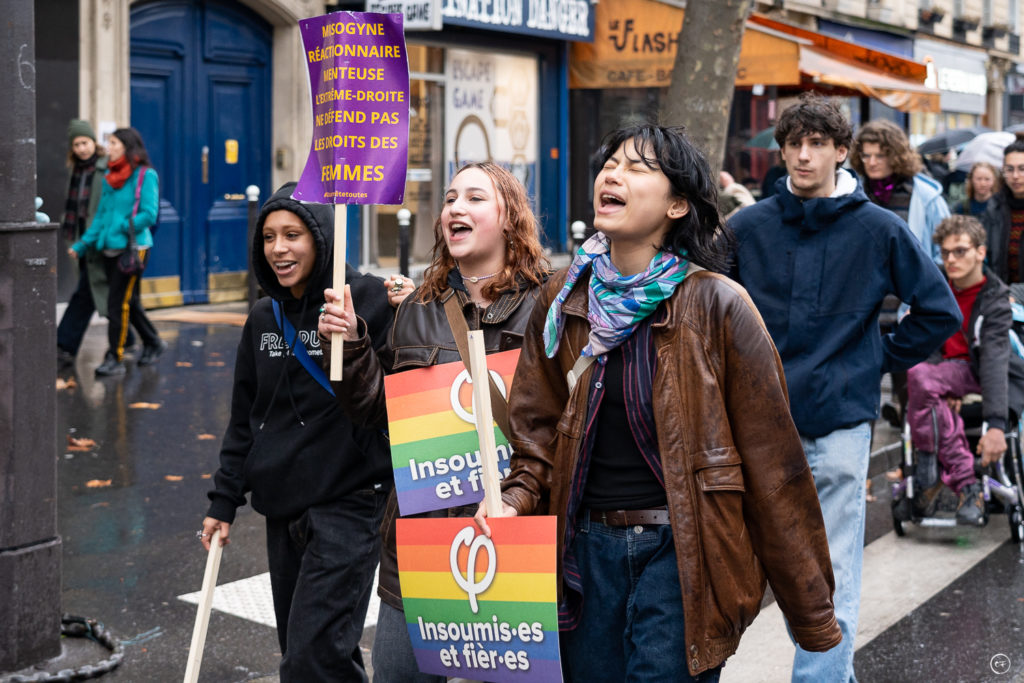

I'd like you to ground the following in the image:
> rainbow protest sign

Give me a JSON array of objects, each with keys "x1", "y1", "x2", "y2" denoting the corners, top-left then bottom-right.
[
  {"x1": 384, "y1": 349, "x2": 519, "y2": 516},
  {"x1": 397, "y1": 517, "x2": 562, "y2": 682}
]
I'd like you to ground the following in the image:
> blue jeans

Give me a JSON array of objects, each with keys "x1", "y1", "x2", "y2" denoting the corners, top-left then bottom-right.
[
  {"x1": 560, "y1": 516, "x2": 721, "y2": 683},
  {"x1": 265, "y1": 488, "x2": 386, "y2": 683},
  {"x1": 371, "y1": 601, "x2": 445, "y2": 683},
  {"x1": 791, "y1": 422, "x2": 871, "y2": 683}
]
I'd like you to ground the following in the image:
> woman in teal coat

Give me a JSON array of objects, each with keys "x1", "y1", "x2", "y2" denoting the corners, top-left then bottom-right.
[{"x1": 70, "y1": 127, "x2": 165, "y2": 376}]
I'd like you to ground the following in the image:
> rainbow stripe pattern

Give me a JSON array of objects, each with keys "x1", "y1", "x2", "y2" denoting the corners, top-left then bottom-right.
[
  {"x1": 384, "y1": 350, "x2": 520, "y2": 516},
  {"x1": 397, "y1": 516, "x2": 562, "y2": 682}
]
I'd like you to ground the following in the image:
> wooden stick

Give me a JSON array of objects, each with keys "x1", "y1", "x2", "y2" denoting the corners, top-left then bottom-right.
[
  {"x1": 467, "y1": 331, "x2": 502, "y2": 517},
  {"x1": 183, "y1": 529, "x2": 224, "y2": 683},
  {"x1": 330, "y1": 204, "x2": 347, "y2": 382}
]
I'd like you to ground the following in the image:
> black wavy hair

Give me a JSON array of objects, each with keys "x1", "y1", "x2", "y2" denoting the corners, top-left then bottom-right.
[
  {"x1": 594, "y1": 125, "x2": 733, "y2": 273},
  {"x1": 110, "y1": 127, "x2": 152, "y2": 170}
]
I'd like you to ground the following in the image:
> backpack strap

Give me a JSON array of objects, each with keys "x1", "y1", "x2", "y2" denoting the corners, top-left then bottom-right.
[{"x1": 272, "y1": 299, "x2": 335, "y2": 398}]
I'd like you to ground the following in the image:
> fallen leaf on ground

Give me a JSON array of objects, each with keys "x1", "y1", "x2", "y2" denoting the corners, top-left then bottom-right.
[
  {"x1": 176, "y1": 361, "x2": 193, "y2": 367},
  {"x1": 85, "y1": 479, "x2": 112, "y2": 488},
  {"x1": 164, "y1": 475, "x2": 183, "y2": 482},
  {"x1": 56, "y1": 377, "x2": 78, "y2": 391},
  {"x1": 196, "y1": 433, "x2": 217, "y2": 440},
  {"x1": 206, "y1": 361, "x2": 226, "y2": 367},
  {"x1": 209, "y1": 352, "x2": 223, "y2": 358},
  {"x1": 67, "y1": 436, "x2": 97, "y2": 452},
  {"x1": 91, "y1": 502, "x2": 110, "y2": 508},
  {"x1": 201, "y1": 473, "x2": 212, "y2": 479},
  {"x1": 129, "y1": 402, "x2": 162, "y2": 410}
]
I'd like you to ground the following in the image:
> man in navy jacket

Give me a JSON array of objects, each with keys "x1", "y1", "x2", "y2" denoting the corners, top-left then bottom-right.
[{"x1": 729, "y1": 95, "x2": 961, "y2": 682}]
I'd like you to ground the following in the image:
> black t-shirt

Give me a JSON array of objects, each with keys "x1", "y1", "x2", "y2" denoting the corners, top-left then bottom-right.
[{"x1": 581, "y1": 345, "x2": 667, "y2": 510}]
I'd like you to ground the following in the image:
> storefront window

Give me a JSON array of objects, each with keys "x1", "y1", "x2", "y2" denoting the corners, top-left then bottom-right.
[{"x1": 364, "y1": 43, "x2": 539, "y2": 269}]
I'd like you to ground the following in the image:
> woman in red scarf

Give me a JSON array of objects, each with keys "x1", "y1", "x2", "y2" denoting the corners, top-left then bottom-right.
[{"x1": 70, "y1": 127, "x2": 165, "y2": 376}]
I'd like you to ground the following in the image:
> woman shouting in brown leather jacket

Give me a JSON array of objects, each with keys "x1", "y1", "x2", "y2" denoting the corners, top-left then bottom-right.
[{"x1": 476, "y1": 125, "x2": 842, "y2": 681}]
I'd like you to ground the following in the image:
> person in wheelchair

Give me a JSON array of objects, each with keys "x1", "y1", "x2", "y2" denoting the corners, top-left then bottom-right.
[{"x1": 906, "y1": 215, "x2": 1011, "y2": 525}]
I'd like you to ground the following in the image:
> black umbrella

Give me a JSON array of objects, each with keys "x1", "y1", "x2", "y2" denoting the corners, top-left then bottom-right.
[{"x1": 917, "y1": 126, "x2": 990, "y2": 156}]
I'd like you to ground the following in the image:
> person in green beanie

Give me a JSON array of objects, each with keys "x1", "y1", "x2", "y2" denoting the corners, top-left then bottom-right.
[{"x1": 56, "y1": 118, "x2": 135, "y2": 368}]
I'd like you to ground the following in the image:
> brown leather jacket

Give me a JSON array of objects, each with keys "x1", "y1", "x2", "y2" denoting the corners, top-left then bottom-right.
[
  {"x1": 332, "y1": 284, "x2": 543, "y2": 610},
  {"x1": 500, "y1": 268, "x2": 842, "y2": 675}
]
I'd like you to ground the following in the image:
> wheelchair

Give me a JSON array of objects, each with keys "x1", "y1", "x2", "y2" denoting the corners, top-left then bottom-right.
[{"x1": 890, "y1": 398, "x2": 1024, "y2": 542}]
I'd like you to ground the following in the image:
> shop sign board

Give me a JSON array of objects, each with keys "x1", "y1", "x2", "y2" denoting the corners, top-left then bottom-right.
[
  {"x1": 441, "y1": 0, "x2": 593, "y2": 41},
  {"x1": 365, "y1": 0, "x2": 443, "y2": 31}
]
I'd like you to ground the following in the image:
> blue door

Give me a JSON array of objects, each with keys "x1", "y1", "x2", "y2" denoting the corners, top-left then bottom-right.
[{"x1": 130, "y1": 0, "x2": 271, "y2": 304}]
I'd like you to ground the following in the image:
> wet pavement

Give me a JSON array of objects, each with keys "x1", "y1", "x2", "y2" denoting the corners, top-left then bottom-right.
[{"x1": 3, "y1": 304, "x2": 1023, "y2": 682}]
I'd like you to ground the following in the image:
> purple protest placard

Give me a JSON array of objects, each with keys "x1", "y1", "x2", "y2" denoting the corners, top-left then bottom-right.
[{"x1": 293, "y1": 12, "x2": 410, "y2": 205}]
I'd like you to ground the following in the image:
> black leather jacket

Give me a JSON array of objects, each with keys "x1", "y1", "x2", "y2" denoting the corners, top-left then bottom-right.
[{"x1": 330, "y1": 278, "x2": 544, "y2": 609}]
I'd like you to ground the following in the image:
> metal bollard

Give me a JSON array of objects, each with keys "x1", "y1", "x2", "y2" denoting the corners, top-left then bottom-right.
[
  {"x1": 397, "y1": 207, "x2": 412, "y2": 277},
  {"x1": 246, "y1": 185, "x2": 260, "y2": 309},
  {"x1": 570, "y1": 220, "x2": 587, "y2": 251}
]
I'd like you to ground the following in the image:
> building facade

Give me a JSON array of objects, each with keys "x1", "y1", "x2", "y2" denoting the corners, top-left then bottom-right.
[{"x1": 40, "y1": 0, "x2": 589, "y2": 306}]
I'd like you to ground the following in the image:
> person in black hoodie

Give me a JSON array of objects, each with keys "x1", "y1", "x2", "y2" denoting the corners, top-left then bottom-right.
[{"x1": 200, "y1": 182, "x2": 393, "y2": 682}]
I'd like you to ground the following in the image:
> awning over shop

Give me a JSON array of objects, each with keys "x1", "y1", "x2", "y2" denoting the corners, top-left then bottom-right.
[{"x1": 569, "y1": 2, "x2": 940, "y2": 112}]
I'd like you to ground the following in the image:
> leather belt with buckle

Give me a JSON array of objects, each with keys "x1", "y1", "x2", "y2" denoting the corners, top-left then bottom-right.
[{"x1": 590, "y1": 508, "x2": 670, "y2": 526}]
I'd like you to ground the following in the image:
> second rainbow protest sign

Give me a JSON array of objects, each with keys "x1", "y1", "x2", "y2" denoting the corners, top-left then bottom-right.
[{"x1": 396, "y1": 517, "x2": 562, "y2": 682}]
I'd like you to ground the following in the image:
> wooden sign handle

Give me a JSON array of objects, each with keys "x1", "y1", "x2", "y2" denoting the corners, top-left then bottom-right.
[
  {"x1": 330, "y1": 204, "x2": 347, "y2": 382},
  {"x1": 183, "y1": 528, "x2": 224, "y2": 683},
  {"x1": 467, "y1": 331, "x2": 503, "y2": 518}
]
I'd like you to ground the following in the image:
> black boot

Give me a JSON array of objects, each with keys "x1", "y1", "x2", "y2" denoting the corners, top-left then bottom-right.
[
  {"x1": 138, "y1": 340, "x2": 168, "y2": 366},
  {"x1": 955, "y1": 481, "x2": 987, "y2": 526},
  {"x1": 94, "y1": 352, "x2": 126, "y2": 377}
]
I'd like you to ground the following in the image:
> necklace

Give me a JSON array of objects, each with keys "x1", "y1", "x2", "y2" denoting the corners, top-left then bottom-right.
[{"x1": 461, "y1": 271, "x2": 499, "y2": 284}]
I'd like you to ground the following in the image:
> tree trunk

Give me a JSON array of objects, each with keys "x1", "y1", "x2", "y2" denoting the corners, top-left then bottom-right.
[{"x1": 659, "y1": 0, "x2": 752, "y2": 175}]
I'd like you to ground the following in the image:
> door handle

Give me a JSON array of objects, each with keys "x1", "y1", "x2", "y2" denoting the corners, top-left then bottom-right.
[
  {"x1": 223, "y1": 193, "x2": 245, "y2": 201},
  {"x1": 201, "y1": 145, "x2": 209, "y2": 184}
]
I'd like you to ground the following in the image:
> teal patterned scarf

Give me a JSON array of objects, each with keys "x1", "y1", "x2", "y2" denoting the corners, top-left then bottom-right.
[{"x1": 543, "y1": 232, "x2": 689, "y2": 358}]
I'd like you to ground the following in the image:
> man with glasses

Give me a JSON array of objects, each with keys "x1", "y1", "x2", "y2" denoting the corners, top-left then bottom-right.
[
  {"x1": 905, "y1": 215, "x2": 1016, "y2": 525},
  {"x1": 729, "y1": 95, "x2": 960, "y2": 682},
  {"x1": 981, "y1": 135, "x2": 1024, "y2": 286}
]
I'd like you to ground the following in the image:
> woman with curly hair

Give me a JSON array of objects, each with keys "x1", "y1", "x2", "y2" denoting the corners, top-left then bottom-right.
[
  {"x1": 850, "y1": 119, "x2": 950, "y2": 261},
  {"x1": 953, "y1": 161, "x2": 1001, "y2": 217},
  {"x1": 318, "y1": 161, "x2": 550, "y2": 681}
]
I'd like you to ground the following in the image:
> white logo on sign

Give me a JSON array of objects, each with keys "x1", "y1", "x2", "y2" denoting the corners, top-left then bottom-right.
[
  {"x1": 449, "y1": 369, "x2": 507, "y2": 424},
  {"x1": 449, "y1": 526, "x2": 496, "y2": 613}
]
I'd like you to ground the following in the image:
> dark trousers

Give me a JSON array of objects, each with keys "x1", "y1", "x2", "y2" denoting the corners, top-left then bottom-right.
[
  {"x1": 266, "y1": 488, "x2": 387, "y2": 682},
  {"x1": 103, "y1": 252, "x2": 159, "y2": 360},
  {"x1": 57, "y1": 259, "x2": 96, "y2": 355}
]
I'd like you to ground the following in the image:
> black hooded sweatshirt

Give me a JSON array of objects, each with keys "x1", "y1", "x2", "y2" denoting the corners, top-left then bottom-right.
[{"x1": 207, "y1": 183, "x2": 394, "y2": 522}]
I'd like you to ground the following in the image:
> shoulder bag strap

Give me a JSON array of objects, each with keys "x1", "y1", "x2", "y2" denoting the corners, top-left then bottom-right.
[
  {"x1": 442, "y1": 293, "x2": 511, "y2": 438},
  {"x1": 272, "y1": 299, "x2": 336, "y2": 397},
  {"x1": 127, "y1": 167, "x2": 147, "y2": 250}
]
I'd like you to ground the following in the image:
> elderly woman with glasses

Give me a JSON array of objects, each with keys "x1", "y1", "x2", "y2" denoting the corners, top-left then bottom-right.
[{"x1": 980, "y1": 133, "x2": 1024, "y2": 285}]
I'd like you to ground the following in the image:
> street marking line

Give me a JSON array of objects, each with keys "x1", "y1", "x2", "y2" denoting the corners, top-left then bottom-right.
[
  {"x1": 177, "y1": 568, "x2": 381, "y2": 630},
  {"x1": 721, "y1": 523, "x2": 1006, "y2": 682}
]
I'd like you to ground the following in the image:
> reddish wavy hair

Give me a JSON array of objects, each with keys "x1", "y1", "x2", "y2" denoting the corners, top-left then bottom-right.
[{"x1": 417, "y1": 162, "x2": 548, "y2": 302}]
